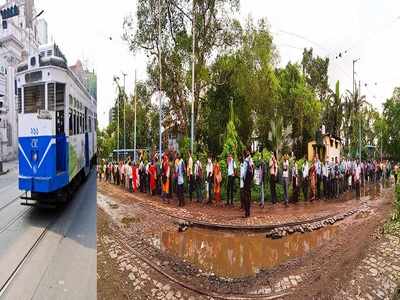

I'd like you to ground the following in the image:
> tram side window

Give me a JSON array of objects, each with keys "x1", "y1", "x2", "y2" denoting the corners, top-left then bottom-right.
[
  {"x1": 69, "y1": 109, "x2": 73, "y2": 135},
  {"x1": 47, "y1": 83, "x2": 55, "y2": 111},
  {"x1": 74, "y1": 111, "x2": 77, "y2": 135},
  {"x1": 24, "y1": 84, "x2": 45, "y2": 113},
  {"x1": 17, "y1": 88, "x2": 22, "y2": 113},
  {"x1": 56, "y1": 83, "x2": 65, "y2": 111}
]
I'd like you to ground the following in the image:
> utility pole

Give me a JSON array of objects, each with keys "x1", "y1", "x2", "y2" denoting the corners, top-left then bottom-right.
[
  {"x1": 352, "y1": 58, "x2": 359, "y2": 158},
  {"x1": 122, "y1": 72, "x2": 127, "y2": 159},
  {"x1": 190, "y1": 0, "x2": 195, "y2": 154},
  {"x1": 134, "y1": 69, "x2": 137, "y2": 162},
  {"x1": 158, "y1": 0, "x2": 162, "y2": 157},
  {"x1": 359, "y1": 80, "x2": 362, "y2": 162}
]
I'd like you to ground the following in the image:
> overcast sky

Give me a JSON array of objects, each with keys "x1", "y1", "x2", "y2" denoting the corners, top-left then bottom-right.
[{"x1": 35, "y1": 0, "x2": 400, "y2": 129}]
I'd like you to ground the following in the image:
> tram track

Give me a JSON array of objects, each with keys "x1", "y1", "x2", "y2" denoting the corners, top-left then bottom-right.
[{"x1": 0, "y1": 214, "x2": 57, "y2": 297}]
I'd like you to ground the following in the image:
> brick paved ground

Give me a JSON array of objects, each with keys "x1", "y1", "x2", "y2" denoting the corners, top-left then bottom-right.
[
  {"x1": 98, "y1": 180, "x2": 383, "y2": 227},
  {"x1": 337, "y1": 234, "x2": 400, "y2": 300}
]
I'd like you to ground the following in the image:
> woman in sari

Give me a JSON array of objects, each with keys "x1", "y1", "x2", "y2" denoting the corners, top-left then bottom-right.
[
  {"x1": 149, "y1": 160, "x2": 157, "y2": 196},
  {"x1": 213, "y1": 160, "x2": 222, "y2": 206},
  {"x1": 132, "y1": 162, "x2": 138, "y2": 192},
  {"x1": 162, "y1": 154, "x2": 170, "y2": 203},
  {"x1": 309, "y1": 156, "x2": 317, "y2": 202}
]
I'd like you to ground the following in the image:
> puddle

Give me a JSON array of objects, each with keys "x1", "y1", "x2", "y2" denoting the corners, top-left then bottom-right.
[{"x1": 160, "y1": 226, "x2": 338, "y2": 278}]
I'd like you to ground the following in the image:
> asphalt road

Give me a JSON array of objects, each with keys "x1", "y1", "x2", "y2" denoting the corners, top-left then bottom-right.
[{"x1": 0, "y1": 162, "x2": 96, "y2": 300}]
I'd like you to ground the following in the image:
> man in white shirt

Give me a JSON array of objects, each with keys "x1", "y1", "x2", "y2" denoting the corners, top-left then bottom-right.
[
  {"x1": 226, "y1": 153, "x2": 236, "y2": 206},
  {"x1": 355, "y1": 160, "x2": 361, "y2": 198},
  {"x1": 282, "y1": 154, "x2": 289, "y2": 205},
  {"x1": 206, "y1": 157, "x2": 213, "y2": 204},
  {"x1": 269, "y1": 152, "x2": 278, "y2": 204},
  {"x1": 187, "y1": 151, "x2": 194, "y2": 202},
  {"x1": 302, "y1": 157, "x2": 309, "y2": 201}
]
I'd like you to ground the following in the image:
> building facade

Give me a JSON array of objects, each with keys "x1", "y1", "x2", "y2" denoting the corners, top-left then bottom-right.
[{"x1": 0, "y1": 0, "x2": 46, "y2": 160}]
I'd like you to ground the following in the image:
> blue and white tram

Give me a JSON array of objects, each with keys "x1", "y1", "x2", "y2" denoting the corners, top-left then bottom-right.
[{"x1": 16, "y1": 43, "x2": 97, "y2": 204}]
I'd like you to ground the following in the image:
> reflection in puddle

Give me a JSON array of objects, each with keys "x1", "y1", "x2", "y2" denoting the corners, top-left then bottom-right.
[{"x1": 161, "y1": 226, "x2": 337, "y2": 278}]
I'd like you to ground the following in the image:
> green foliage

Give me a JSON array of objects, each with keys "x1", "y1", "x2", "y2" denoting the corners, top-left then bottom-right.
[
  {"x1": 384, "y1": 185, "x2": 400, "y2": 237},
  {"x1": 382, "y1": 95, "x2": 400, "y2": 161}
]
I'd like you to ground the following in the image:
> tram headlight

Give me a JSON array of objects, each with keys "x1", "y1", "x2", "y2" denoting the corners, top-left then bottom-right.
[{"x1": 32, "y1": 152, "x2": 38, "y2": 161}]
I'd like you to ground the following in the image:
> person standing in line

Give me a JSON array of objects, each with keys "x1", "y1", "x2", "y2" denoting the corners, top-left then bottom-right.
[
  {"x1": 243, "y1": 150, "x2": 254, "y2": 218},
  {"x1": 334, "y1": 157, "x2": 340, "y2": 198},
  {"x1": 322, "y1": 159, "x2": 328, "y2": 198},
  {"x1": 309, "y1": 156, "x2": 317, "y2": 202},
  {"x1": 355, "y1": 160, "x2": 361, "y2": 198},
  {"x1": 213, "y1": 159, "x2": 222, "y2": 206},
  {"x1": 394, "y1": 163, "x2": 399, "y2": 185},
  {"x1": 132, "y1": 161, "x2": 138, "y2": 192},
  {"x1": 206, "y1": 156, "x2": 214, "y2": 204},
  {"x1": 149, "y1": 160, "x2": 157, "y2": 196},
  {"x1": 258, "y1": 157, "x2": 266, "y2": 208},
  {"x1": 187, "y1": 151, "x2": 194, "y2": 202},
  {"x1": 161, "y1": 154, "x2": 170, "y2": 203},
  {"x1": 302, "y1": 157, "x2": 309, "y2": 201},
  {"x1": 269, "y1": 152, "x2": 278, "y2": 204},
  {"x1": 127, "y1": 161, "x2": 133, "y2": 192},
  {"x1": 282, "y1": 154, "x2": 290, "y2": 206},
  {"x1": 239, "y1": 155, "x2": 245, "y2": 209},
  {"x1": 226, "y1": 153, "x2": 237, "y2": 206},
  {"x1": 194, "y1": 158, "x2": 203, "y2": 203},
  {"x1": 316, "y1": 154, "x2": 322, "y2": 199},
  {"x1": 176, "y1": 153, "x2": 185, "y2": 207},
  {"x1": 291, "y1": 158, "x2": 299, "y2": 203}
]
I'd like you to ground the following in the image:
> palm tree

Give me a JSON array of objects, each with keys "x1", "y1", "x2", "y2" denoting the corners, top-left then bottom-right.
[{"x1": 325, "y1": 80, "x2": 343, "y2": 137}]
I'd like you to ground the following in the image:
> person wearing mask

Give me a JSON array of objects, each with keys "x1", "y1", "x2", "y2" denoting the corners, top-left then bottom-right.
[
  {"x1": 187, "y1": 151, "x2": 194, "y2": 202},
  {"x1": 194, "y1": 158, "x2": 203, "y2": 203},
  {"x1": 176, "y1": 153, "x2": 185, "y2": 207},
  {"x1": 269, "y1": 152, "x2": 278, "y2": 204},
  {"x1": 243, "y1": 150, "x2": 254, "y2": 218},
  {"x1": 226, "y1": 153, "x2": 237, "y2": 206},
  {"x1": 206, "y1": 156, "x2": 214, "y2": 204},
  {"x1": 282, "y1": 154, "x2": 290, "y2": 206},
  {"x1": 302, "y1": 157, "x2": 309, "y2": 201}
]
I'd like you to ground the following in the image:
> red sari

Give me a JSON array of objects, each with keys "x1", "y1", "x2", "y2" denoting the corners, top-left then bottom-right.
[
  {"x1": 149, "y1": 164, "x2": 157, "y2": 194},
  {"x1": 132, "y1": 165, "x2": 138, "y2": 192}
]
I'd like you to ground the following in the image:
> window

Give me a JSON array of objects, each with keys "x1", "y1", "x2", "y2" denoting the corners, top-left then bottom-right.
[
  {"x1": 24, "y1": 84, "x2": 45, "y2": 113},
  {"x1": 69, "y1": 95, "x2": 73, "y2": 106},
  {"x1": 47, "y1": 50, "x2": 52, "y2": 56},
  {"x1": 17, "y1": 88, "x2": 22, "y2": 113},
  {"x1": 47, "y1": 83, "x2": 55, "y2": 111},
  {"x1": 56, "y1": 83, "x2": 65, "y2": 111},
  {"x1": 74, "y1": 111, "x2": 77, "y2": 135},
  {"x1": 69, "y1": 109, "x2": 73, "y2": 135}
]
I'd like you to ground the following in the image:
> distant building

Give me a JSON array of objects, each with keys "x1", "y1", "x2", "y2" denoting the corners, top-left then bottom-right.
[
  {"x1": 108, "y1": 107, "x2": 115, "y2": 125},
  {"x1": 0, "y1": 0, "x2": 46, "y2": 160},
  {"x1": 69, "y1": 60, "x2": 97, "y2": 101},
  {"x1": 308, "y1": 133, "x2": 342, "y2": 162},
  {"x1": 36, "y1": 18, "x2": 47, "y2": 44}
]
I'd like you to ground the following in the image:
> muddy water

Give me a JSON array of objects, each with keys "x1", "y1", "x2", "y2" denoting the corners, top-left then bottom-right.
[{"x1": 160, "y1": 226, "x2": 338, "y2": 278}]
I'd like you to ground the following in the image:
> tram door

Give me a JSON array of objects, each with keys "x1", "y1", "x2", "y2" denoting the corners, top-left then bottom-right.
[
  {"x1": 84, "y1": 107, "x2": 89, "y2": 168},
  {"x1": 55, "y1": 83, "x2": 67, "y2": 173}
]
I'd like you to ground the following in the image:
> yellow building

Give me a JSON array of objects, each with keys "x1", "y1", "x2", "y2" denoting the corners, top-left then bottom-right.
[{"x1": 308, "y1": 134, "x2": 342, "y2": 162}]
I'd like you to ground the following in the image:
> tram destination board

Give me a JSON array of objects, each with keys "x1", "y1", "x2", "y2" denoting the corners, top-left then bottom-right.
[{"x1": 25, "y1": 71, "x2": 43, "y2": 83}]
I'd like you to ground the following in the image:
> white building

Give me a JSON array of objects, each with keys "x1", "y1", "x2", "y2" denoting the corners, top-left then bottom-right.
[
  {"x1": 36, "y1": 18, "x2": 47, "y2": 45},
  {"x1": 0, "y1": 0, "x2": 47, "y2": 160}
]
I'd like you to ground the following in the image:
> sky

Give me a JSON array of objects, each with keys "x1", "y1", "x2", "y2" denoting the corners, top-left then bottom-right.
[{"x1": 34, "y1": 0, "x2": 400, "y2": 129}]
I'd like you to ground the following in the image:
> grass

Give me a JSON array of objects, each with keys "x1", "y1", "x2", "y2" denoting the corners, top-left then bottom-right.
[{"x1": 384, "y1": 184, "x2": 400, "y2": 237}]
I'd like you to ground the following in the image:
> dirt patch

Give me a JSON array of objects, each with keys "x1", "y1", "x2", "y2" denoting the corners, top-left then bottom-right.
[{"x1": 121, "y1": 216, "x2": 141, "y2": 225}]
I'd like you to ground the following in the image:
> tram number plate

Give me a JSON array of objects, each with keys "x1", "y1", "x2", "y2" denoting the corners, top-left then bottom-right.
[{"x1": 30, "y1": 128, "x2": 39, "y2": 135}]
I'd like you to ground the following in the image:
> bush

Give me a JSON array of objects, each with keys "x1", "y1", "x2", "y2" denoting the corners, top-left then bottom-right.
[{"x1": 384, "y1": 185, "x2": 400, "y2": 236}]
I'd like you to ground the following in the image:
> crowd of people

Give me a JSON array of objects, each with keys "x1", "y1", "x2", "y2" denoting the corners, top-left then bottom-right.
[{"x1": 97, "y1": 150, "x2": 399, "y2": 218}]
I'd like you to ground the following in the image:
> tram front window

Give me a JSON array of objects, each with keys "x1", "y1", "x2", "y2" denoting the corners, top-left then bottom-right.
[{"x1": 24, "y1": 84, "x2": 45, "y2": 113}]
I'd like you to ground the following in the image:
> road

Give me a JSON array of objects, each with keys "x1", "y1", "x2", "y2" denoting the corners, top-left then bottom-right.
[{"x1": 0, "y1": 161, "x2": 96, "y2": 300}]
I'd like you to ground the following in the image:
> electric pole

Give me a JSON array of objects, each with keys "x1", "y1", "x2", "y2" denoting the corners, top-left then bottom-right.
[
  {"x1": 122, "y1": 72, "x2": 127, "y2": 158},
  {"x1": 352, "y1": 58, "x2": 359, "y2": 158},
  {"x1": 190, "y1": 0, "x2": 195, "y2": 154},
  {"x1": 134, "y1": 69, "x2": 137, "y2": 162},
  {"x1": 158, "y1": 0, "x2": 162, "y2": 157}
]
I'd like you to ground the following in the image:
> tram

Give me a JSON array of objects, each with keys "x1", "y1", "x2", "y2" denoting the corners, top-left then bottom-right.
[{"x1": 16, "y1": 43, "x2": 97, "y2": 205}]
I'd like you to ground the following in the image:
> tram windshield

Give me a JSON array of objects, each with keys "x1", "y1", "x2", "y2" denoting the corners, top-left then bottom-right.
[{"x1": 24, "y1": 84, "x2": 45, "y2": 113}]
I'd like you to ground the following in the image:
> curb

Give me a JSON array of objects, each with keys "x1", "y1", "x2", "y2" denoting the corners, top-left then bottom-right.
[{"x1": 0, "y1": 169, "x2": 9, "y2": 176}]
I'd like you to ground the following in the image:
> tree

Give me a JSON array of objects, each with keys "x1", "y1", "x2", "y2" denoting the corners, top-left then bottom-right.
[
  {"x1": 324, "y1": 80, "x2": 343, "y2": 137},
  {"x1": 382, "y1": 91, "x2": 400, "y2": 160}
]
